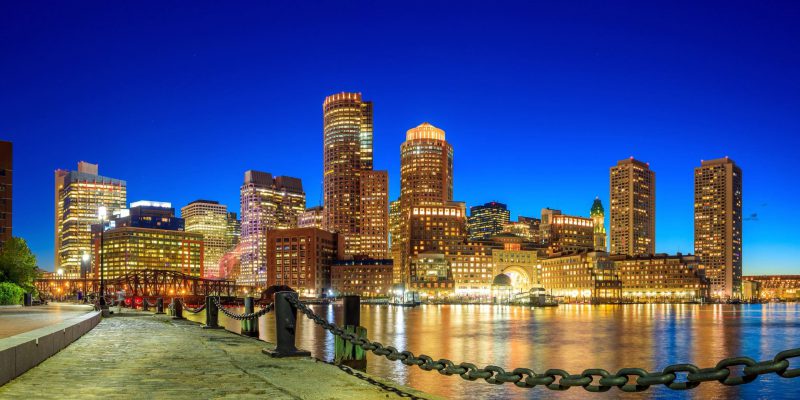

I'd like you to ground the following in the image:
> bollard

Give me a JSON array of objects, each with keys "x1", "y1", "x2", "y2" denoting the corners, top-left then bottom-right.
[
  {"x1": 241, "y1": 296, "x2": 259, "y2": 337},
  {"x1": 335, "y1": 295, "x2": 367, "y2": 370},
  {"x1": 156, "y1": 298, "x2": 165, "y2": 314},
  {"x1": 262, "y1": 291, "x2": 310, "y2": 358},
  {"x1": 172, "y1": 298, "x2": 184, "y2": 319},
  {"x1": 143, "y1": 299, "x2": 150, "y2": 311},
  {"x1": 203, "y1": 296, "x2": 221, "y2": 329}
]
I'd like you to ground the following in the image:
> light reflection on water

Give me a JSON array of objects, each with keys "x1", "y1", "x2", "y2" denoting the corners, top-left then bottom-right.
[{"x1": 186, "y1": 303, "x2": 800, "y2": 399}]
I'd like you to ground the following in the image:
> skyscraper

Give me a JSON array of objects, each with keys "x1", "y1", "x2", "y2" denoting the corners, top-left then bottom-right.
[
  {"x1": 591, "y1": 197, "x2": 607, "y2": 251},
  {"x1": 239, "y1": 170, "x2": 305, "y2": 286},
  {"x1": 182, "y1": 200, "x2": 229, "y2": 279},
  {"x1": 322, "y1": 92, "x2": 389, "y2": 258},
  {"x1": 400, "y1": 122, "x2": 453, "y2": 207},
  {"x1": 694, "y1": 157, "x2": 742, "y2": 298},
  {"x1": 0, "y1": 141, "x2": 11, "y2": 247},
  {"x1": 467, "y1": 201, "x2": 510, "y2": 240},
  {"x1": 226, "y1": 211, "x2": 241, "y2": 249},
  {"x1": 609, "y1": 158, "x2": 655, "y2": 256},
  {"x1": 55, "y1": 162, "x2": 126, "y2": 275}
]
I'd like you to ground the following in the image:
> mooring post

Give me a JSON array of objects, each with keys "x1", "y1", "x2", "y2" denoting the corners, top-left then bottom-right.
[
  {"x1": 143, "y1": 298, "x2": 150, "y2": 311},
  {"x1": 203, "y1": 296, "x2": 221, "y2": 329},
  {"x1": 335, "y1": 295, "x2": 367, "y2": 370},
  {"x1": 172, "y1": 297, "x2": 184, "y2": 320},
  {"x1": 241, "y1": 296, "x2": 259, "y2": 337},
  {"x1": 262, "y1": 291, "x2": 310, "y2": 358},
  {"x1": 156, "y1": 298, "x2": 165, "y2": 314}
]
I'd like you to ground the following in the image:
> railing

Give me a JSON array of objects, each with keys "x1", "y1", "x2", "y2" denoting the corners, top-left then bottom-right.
[{"x1": 138, "y1": 292, "x2": 800, "y2": 393}]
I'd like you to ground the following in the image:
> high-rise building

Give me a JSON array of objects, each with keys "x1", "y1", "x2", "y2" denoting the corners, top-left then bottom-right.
[
  {"x1": 388, "y1": 200, "x2": 403, "y2": 283},
  {"x1": 182, "y1": 200, "x2": 229, "y2": 279},
  {"x1": 55, "y1": 162, "x2": 126, "y2": 275},
  {"x1": 322, "y1": 92, "x2": 389, "y2": 258},
  {"x1": 239, "y1": 170, "x2": 305, "y2": 286},
  {"x1": 468, "y1": 201, "x2": 510, "y2": 240},
  {"x1": 591, "y1": 198, "x2": 607, "y2": 251},
  {"x1": 226, "y1": 211, "x2": 240, "y2": 249},
  {"x1": 694, "y1": 157, "x2": 742, "y2": 298},
  {"x1": 0, "y1": 141, "x2": 11, "y2": 247},
  {"x1": 610, "y1": 158, "x2": 655, "y2": 256},
  {"x1": 406, "y1": 202, "x2": 467, "y2": 294},
  {"x1": 298, "y1": 206, "x2": 324, "y2": 229},
  {"x1": 92, "y1": 201, "x2": 203, "y2": 279},
  {"x1": 540, "y1": 208, "x2": 595, "y2": 254},
  {"x1": 266, "y1": 227, "x2": 339, "y2": 296}
]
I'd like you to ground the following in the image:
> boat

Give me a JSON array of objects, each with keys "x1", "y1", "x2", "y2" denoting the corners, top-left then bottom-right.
[{"x1": 529, "y1": 286, "x2": 559, "y2": 307}]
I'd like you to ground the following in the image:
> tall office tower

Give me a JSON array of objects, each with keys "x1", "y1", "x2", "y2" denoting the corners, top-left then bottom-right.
[
  {"x1": 609, "y1": 158, "x2": 656, "y2": 256},
  {"x1": 0, "y1": 141, "x2": 11, "y2": 247},
  {"x1": 322, "y1": 92, "x2": 389, "y2": 258},
  {"x1": 397, "y1": 122, "x2": 455, "y2": 284},
  {"x1": 694, "y1": 157, "x2": 743, "y2": 298},
  {"x1": 388, "y1": 200, "x2": 402, "y2": 283},
  {"x1": 55, "y1": 162, "x2": 126, "y2": 275},
  {"x1": 226, "y1": 212, "x2": 240, "y2": 249},
  {"x1": 239, "y1": 170, "x2": 305, "y2": 286},
  {"x1": 298, "y1": 206, "x2": 324, "y2": 229},
  {"x1": 182, "y1": 200, "x2": 229, "y2": 279},
  {"x1": 467, "y1": 201, "x2": 510, "y2": 240},
  {"x1": 591, "y1": 197, "x2": 607, "y2": 251}
]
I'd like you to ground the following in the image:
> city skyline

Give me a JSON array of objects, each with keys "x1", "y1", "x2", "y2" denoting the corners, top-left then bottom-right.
[{"x1": 2, "y1": 2, "x2": 799, "y2": 274}]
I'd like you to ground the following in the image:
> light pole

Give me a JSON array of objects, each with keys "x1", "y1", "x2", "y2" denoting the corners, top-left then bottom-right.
[
  {"x1": 81, "y1": 252, "x2": 90, "y2": 303},
  {"x1": 98, "y1": 206, "x2": 107, "y2": 307}
]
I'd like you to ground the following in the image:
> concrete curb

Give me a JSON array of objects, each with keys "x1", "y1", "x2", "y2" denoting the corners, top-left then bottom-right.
[{"x1": 0, "y1": 310, "x2": 101, "y2": 386}]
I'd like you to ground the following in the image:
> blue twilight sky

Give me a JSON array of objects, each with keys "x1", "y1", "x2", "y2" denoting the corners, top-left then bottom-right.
[{"x1": 1, "y1": 1, "x2": 799, "y2": 273}]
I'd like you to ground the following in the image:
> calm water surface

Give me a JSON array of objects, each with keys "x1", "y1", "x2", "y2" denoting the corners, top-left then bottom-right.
[{"x1": 187, "y1": 303, "x2": 800, "y2": 399}]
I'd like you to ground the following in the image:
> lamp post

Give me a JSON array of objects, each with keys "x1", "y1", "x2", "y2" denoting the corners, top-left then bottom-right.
[
  {"x1": 98, "y1": 206, "x2": 107, "y2": 307},
  {"x1": 81, "y1": 252, "x2": 90, "y2": 303}
]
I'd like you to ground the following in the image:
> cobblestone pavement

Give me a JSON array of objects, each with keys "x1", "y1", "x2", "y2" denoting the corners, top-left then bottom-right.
[
  {"x1": 0, "y1": 312, "x2": 438, "y2": 400},
  {"x1": 0, "y1": 303, "x2": 94, "y2": 338}
]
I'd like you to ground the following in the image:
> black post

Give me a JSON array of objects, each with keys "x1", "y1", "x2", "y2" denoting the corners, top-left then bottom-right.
[
  {"x1": 203, "y1": 296, "x2": 220, "y2": 329},
  {"x1": 336, "y1": 295, "x2": 366, "y2": 370},
  {"x1": 156, "y1": 298, "x2": 165, "y2": 314},
  {"x1": 343, "y1": 295, "x2": 360, "y2": 327},
  {"x1": 262, "y1": 291, "x2": 310, "y2": 358},
  {"x1": 172, "y1": 298, "x2": 184, "y2": 319},
  {"x1": 99, "y1": 227, "x2": 106, "y2": 307},
  {"x1": 143, "y1": 298, "x2": 149, "y2": 311},
  {"x1": 241, "y1": 296, "x2": 259, "y2": 337}
]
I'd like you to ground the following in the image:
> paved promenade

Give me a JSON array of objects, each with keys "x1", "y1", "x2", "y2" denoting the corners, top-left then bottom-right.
[
  {"x1": 0, "y1": 303, "x2": 94, "y2": 338},
  {"x1": 0, "y1": 311, "x2": 438, "y2": 399}
]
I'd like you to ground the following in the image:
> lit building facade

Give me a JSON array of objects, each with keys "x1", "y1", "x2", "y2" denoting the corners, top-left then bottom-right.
[
  {"x1": 182, "y1": 200, "x2": 229, "y2": 279},
  {"x1": 492, "y1": 242, "x2": 541, "y2": 291},
  {"x1": 226, "y1": 211, "x2": 240, "y2": 249},
  {"x1": 502, "y1": 216, "x2": 541, "y2": 243},
  {"x1": 695, "y1": 157, "x2": 743, "y2": 298},
  {"x1": 742, "y1": 275, "x2": 799, "y2": 301},
  {"x1": 239, "y1": 170, "x2": 305, "y2": 286},
  {"x1": 610, "y1": 158, "x2": 656, "y2": 256},
  {"x1": 0, "y1": 141, "x2": 11, "y2": 247},
  {"x1": 449, "y1": 243, "x2": 494, "y2": 297},
  {"x1": 298, "y1": 206, "x2": 324, "y2": 229},
  {"x1": 406, "y1": 203, "x2": 467, "y2": 291},
  {"x1": 322, "y1": 92, "x2": 389, "y2": 259},
  {"x1": 539, "y1": 251, "x2": 622, "y2": 303},
  {"x1": 611, "y1": 253, "x2": 709, "y2": 302},
  {"x1": 468, "y1": 201, "x2": 510, "y2": 240},
  {"x1": 266, "y1": 227, "x2": 339, "y2": 296},
  {"x1": 55, "y1": 162, "x2": 126, "y2": 275},
  {"x1": 331, "y1": 258, "x2": 393, "y2": 297},
  {"x1": 591, "y1": 198, "x2": 607, "y2": 251},
  {"x1": 540, "y1": 208, "x2": 595, "y2": 255},
  {"x1": 389, "y1": 200, "x2": 402, "y2": 283}
]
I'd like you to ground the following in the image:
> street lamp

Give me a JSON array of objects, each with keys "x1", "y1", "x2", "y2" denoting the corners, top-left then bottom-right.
[
  {"x1": 98, "y1": 206, "x2": 107, "y2": 307},
  {"x1": 81, "y1": 252, "x2": 90, "y2": 303}
]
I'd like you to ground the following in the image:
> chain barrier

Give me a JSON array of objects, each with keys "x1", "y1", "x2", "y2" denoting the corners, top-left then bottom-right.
[
  {"x1": 178, "y1": 299, "x2": 206, "y2": 314},
  {"x1": 212, "y1": 296, "x2": 274, "y2": 321},
  {"x1": 287, "y1": 296, "x2": 800, "y2": 392}
]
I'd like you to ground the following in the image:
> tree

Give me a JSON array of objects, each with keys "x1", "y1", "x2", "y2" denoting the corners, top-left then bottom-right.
[{"x1": 0, "y1": 237, "x2": 38, "y2": 293}]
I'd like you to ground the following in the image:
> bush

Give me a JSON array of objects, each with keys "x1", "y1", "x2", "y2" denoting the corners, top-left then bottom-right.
[{"x1": 0, "y1": 281, "x2": 25, "y2": 305}]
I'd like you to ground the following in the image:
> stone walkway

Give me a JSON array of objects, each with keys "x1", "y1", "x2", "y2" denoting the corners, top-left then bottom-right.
[
  {"x1": 0, "y1": 312, "x2": 437, "y2": 399},
  {"x1": 0, "y1": 303, "x2": 94, "y2": 338}
]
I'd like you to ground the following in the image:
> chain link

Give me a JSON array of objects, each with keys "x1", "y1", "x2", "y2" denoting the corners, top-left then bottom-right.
[
  {"x1": 286, "y1": 296, "x2": 800, "y2": 392},
  {"x1": 178, "y1": 299, "x2": 206, "y2": 314},
  {"x1": 212, "y1": 296, "x2": 274, "y2": 321}
]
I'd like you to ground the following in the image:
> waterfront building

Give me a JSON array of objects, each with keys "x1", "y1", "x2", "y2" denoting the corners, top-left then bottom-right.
[
  {"x1": 539, "y1": 250, "x2": 622, "y2": 303},
  {"x1": 226, "y1": 211, "x2": 240, "y2": 249},
  {"x1": 92, "y1": 201, "x2": 203, "y2": 279},
  {"x1": 449, "y1": 243, "x2": 494, "y2": 297},
  {"x1": 742, "y1": 275, "x2": 799, "y2": 301},
  {"x1": 491, "y1": 238, "x2": 541, "y2": 292},
  {"x1": 409, "y1": 252, "x2": 453, "y2": 295},
  {"x1": 0, "y1": 141, "x2": 11, "y2": 247},
  {"x1": 406, "y1": 202, "x2": 467, "y2": 291},
  {"x1": 609, "y1": 158, "x2": 655, "y2": 256},
  {"x1": 468, "y1": 201, "x2": 510, "y2": 241},
  {"x1": 239, "y1": 170, "x2": 305, "y2": 286},
  {"x1": 742, "y1": 280, "x2": 762, "y2": 301},
  {"x1": 330, "y1": 258, "x2": 393, "y2": 297},
  {"x1": 591, "y1": 198, "x2": 607, "y2": 252},
  {"x1": 540, "y1": 208, "x2": 595, "y2": 255},
  {"x1": 611, "y1": 253, "x2": 709, "y2": 302},
  {"x1": 266, "y1": 227, "x2": 339, "y2": 296},
  {"x1": 55, "y1": 162, "x2": 126, "y2": 275},
  {"x1": 322, "y1": 92, "x2": 389, "y2": 259},
  {"x1": 182, "y1": 200, "x2": 229, "y2": 279},
  {"x1": 695, "y1": 157, "x2": 743, "y2": 298},
  {"x1": 298, "y1": 206, "x2": 324, "y2": 229}
]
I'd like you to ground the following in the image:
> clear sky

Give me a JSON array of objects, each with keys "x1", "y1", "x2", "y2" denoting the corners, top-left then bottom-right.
[{"x1": 1, "y1": 1, "x2": 798, "y2": 274}]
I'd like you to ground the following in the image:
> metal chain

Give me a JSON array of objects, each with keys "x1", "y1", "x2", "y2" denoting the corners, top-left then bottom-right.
[
  {"x1": 212, "y1": 296, "x2": 274, "y2": 321},
  {"x1": 287, "y1": 296, "x2": 800, "y2": 392},
  {"x1": 178, "y1": 299, "x2": 206, "y2": 314}
]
